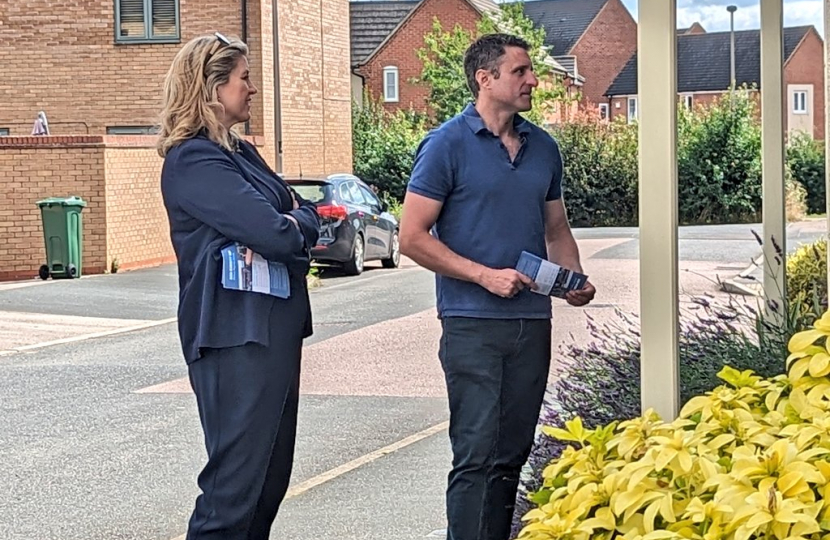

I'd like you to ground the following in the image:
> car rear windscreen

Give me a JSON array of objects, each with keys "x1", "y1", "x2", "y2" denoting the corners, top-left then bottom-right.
[{"x1": 292, "y1": 183, "x2": 332, "y2": 204}]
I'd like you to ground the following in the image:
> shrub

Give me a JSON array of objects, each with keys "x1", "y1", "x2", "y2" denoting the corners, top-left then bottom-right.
[
  {"x1": 549, "y1": 108, "x2": 639, "y2": 227},
  {"x1": 787, "y1": 131, "x2": 825, "y2": 216},
  {"x1": 787, "y1": 239, "x2": 828, "y2": 330},
  {"x1": 351, "y1": 94, "x2": 427, "y2": 201},
  {"x1": 512, "y1": 293, "x2": 792, "y2": 537},
  {"x1": 786, "y1": 172, "x2": 808, "y2": 223},
  {"x1": 677, "y1": 89, "x2": 763, "y2": 225},
  {"x1": 516, "y1": 313, "x2": 830, "y2": 540}
]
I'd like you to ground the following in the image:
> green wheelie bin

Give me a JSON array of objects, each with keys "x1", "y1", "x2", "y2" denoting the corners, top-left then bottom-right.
[{"x1": 36, "y1": 196, "x2": 87, "y2": 280}]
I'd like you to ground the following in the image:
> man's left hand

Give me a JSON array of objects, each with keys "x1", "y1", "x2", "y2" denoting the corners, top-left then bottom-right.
[{"x1": 565, "y1": 281, "x2": 596, "y2": 307}]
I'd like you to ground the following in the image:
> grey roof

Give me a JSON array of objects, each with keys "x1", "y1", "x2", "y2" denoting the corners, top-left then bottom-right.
[
  {"x1": 520, "y1": 0, "x2": 608, "y2": 55},
  {"x1": 349, "y1": 1, "x2": 419, "y2": 65},
  {"x1": 606, "y1": 26, "x2": 813, "y2": 96}
]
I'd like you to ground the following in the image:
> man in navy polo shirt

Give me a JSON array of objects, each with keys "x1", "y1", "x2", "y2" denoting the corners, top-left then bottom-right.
[{"x1": 400, "y1": 33, "x2": 596, "y2": 539}]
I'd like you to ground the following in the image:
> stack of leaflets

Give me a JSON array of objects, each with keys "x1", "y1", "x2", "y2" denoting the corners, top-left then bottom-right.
[
  {"x1": 515, "y1": 250, "x2": 588, "y2": 299},
  {"x1": 220, "y1": 243, "x2": 291, "y2": 299}
]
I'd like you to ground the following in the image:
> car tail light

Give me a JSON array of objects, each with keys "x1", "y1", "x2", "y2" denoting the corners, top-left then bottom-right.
[{"x1": 317, "y1": 203, "x2": 348, "y2": 221}]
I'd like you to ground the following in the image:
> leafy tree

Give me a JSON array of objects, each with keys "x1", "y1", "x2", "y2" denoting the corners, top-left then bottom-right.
[
  {"x1": 351, "y1": 91, "x2": 427, "y2": 201},
  {"x1": 414, "y1": 2, "x2": 569, "y2": 124}
]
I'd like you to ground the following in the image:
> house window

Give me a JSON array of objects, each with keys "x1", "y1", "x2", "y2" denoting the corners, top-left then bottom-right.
[
  {"x1": 627, "y1": 97, "x2": 638, "y2": 123},
  {"x1": 106, "y1": 125, "x2": 158, "y2": 135},
  {"x1": 115, "y1": 0, "x2": 179, "y2": 43},
  {"x1": 383, "y1": 66, "x2": 399, "y2": 103},
  {"x1": 793, "y1": 91, "x2": 808, "y2": 114},
  {"x1": 598, "y1": 103, "x2": 609, "y2": 120},
  {"x1": 683, "y1": 95, "x2": 693, "y2": 110},
  {"x1": 0, "y1": 128, "x2": 9, "y2": 136}
]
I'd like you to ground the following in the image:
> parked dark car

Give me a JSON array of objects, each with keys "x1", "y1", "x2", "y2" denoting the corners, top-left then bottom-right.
[{"x1": 285, "y1": 174, "x2": 400, "y2": 275}]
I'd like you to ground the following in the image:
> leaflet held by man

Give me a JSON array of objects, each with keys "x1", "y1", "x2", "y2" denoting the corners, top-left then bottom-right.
[{"x1": 515, "y1": 250, "x2": 588, "y2": 298}]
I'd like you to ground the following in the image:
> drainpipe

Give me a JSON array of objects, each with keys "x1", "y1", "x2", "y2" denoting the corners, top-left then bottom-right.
[
  {"x1": 242, "y1": 0, "x2": 250, "y2": 135},
  {"x1": 273, "y1": 0, "x2": 283, "y2": 172}
]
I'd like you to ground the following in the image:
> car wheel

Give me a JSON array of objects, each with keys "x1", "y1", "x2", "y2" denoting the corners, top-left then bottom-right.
[
  {"x1": 382, "y1": 231, "x2": 400, "y2": 269},
  {"x1": 344, "y1": 234, "x2": 364, "y2": 276}
]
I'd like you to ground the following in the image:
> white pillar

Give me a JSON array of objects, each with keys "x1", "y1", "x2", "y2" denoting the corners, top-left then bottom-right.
[
  {"x1": 637, "y1": 0, "x2": 679, "y2": 420},
  {"x1": 825, "y1": 0, "x2": 830, "y2": 293},
  {"x1": 760, "y1": 0, "x2": 787, "y2": 320}
]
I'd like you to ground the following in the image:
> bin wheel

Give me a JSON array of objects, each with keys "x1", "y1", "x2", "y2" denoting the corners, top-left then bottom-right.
[
  {"x1": 38, "y1": 265, "x2": 50, "y2": 280},
  {"x1": 68, "y1": 265, "x2": 77, "y2": 279}
]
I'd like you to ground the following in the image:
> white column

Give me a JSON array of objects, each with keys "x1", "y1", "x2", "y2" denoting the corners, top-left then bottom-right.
[
  {"x1": 637, "y1": 0, "x2": 679, "y2": 420},
  {"x1": 760, "y1": 0, "x2": 787, "y2": 320},
  {"x1": 825, "y1": 0, "x2": 830, "y2": 293}
]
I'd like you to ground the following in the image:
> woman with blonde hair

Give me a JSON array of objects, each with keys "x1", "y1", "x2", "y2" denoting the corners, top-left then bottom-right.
[{"x1": 158, "y1": 33, "x2": 319, "y2": 539}]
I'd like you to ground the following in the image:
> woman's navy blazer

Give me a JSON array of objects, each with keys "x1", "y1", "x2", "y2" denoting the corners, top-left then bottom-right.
[{"x1": 161, "y1": 134, "x2": 320, "y2": 363}]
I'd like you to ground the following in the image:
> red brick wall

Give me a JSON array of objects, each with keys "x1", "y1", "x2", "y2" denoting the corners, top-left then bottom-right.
[
  {"x1": 784, "y1": 28, "x2": 826, "y2": 140},
  {"x1": 357, "y1": 0, "x2": 481, "y2": 114},
  {"x1": 570, "y1": 0, "x2": 637, "y2": 106}
]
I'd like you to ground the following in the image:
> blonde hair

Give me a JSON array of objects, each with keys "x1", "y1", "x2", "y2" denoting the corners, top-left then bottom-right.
[{"x1": 156, "y1": 34, "x2": 249, "y2": 157}]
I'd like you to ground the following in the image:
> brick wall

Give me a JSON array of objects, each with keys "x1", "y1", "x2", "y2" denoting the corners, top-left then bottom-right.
[
  {"x1": 277, "y1": 0, "x2": 353, "y2": 177},
  {"x1": 0, "y1": 136, "x2": 178, "y2": 281},
  {"x1": 0, "y1": 0, "x2": 241, "y2": 137},
  {"x1": 570, "y1": 0, "x2": 638, "y2": 106},
  {"x1": 0, "y1": 137, "x2": 108, "y2": 281},
  {"x1": 103, "y1": 137, "x2": 172, "y2": 272},
  {"x1": 784, "y1": 28, "x2": 826, "y2": 140},
  {"x1": 356, "y1": 0, "x2": 481, "y2": 115},
  {"x1": 0, "y1": 0, "x2": 353, "y2": 175}
]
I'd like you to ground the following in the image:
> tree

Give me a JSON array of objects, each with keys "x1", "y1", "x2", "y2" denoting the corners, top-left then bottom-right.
[
  {"x1": 414, "y1": 2, "x2": 570, "y2": 125},
  {"x1": 352, "y1": 91, "x2": 427, "y2": 201}
]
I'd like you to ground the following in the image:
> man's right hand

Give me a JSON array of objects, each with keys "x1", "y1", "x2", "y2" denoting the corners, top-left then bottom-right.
[{"x1": 479, "y1": 268, "x2": 533, "y2": 298}]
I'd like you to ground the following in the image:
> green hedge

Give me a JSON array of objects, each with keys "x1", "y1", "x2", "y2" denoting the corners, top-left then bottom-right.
[
  {"x1": 787, "y1": 131, "x2": 825, "y2": 215},
  {"x1": 351, "y1": 93, "x2": 427, "y2": 201}
]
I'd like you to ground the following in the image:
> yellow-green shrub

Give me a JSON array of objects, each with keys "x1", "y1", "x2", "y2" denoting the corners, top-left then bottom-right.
[
  {"x1": 787, "y1": 239, "x2": 827, "y2": 330},
  {"x1": 519, "y1": 310, "x2": 830, "y2": 540}
]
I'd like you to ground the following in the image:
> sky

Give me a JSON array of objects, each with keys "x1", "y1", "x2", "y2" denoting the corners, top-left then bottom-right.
[{"x1": 619, "y1": 0, "x2": 823, "y2": 35}]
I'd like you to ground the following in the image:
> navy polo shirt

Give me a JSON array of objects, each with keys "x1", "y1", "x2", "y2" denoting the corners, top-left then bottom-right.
[{"x1": 407, "y1": 103, "x2": 564, "y2": 320}]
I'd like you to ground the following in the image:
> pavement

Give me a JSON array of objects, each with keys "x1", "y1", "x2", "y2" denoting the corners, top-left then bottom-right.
[{"x1": 0, "y1": 220, "x2": 826, "y2": 539}]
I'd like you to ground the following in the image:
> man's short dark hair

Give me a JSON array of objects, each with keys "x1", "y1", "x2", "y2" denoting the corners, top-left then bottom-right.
[{"x1": 463, "y1": 33, "x2": 530, "y2": 99}]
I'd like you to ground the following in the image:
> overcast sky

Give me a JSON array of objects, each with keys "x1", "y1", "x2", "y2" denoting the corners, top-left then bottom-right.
[{"x1": 619, "y1": 0, "x2": 823, "y2": 34}]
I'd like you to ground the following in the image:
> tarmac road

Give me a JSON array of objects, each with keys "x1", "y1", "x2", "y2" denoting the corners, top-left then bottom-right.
[{"x1": 0, "y1": 220, "x2": 825, "y2": 539}]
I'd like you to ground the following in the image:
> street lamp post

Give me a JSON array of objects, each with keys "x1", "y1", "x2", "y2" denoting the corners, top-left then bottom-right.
[{"x1": 727, "y1": 5, "x2": 738, "y2": 88}]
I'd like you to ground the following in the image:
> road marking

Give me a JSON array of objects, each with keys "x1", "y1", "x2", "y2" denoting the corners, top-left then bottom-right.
[
  {"x1": 0, "y1": 317, "x2": 177, "y2": 357},
  {"x1": 168, "y1": 420, "x2": 449, "y2": 540},
  {"x1": 315, "y1": 266, "x2": 421, "y2": 292}
]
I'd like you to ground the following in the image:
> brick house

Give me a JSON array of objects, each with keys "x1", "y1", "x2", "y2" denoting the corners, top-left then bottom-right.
[
  {"x1": 522, "y1": 0, "x2": 638, "y2": 117},
  {"x1": 605, "y1": 26, "x2": 826, "y2": 140},
  {"x1": 348, "y1": 0, "x2": 582, "y2": 120},
  {"x1": 678, "y1": 22, "x2": 707, "y2": 35},
  {"x1": 0, "y1": 0, "x2": 352, "y2": 280}
]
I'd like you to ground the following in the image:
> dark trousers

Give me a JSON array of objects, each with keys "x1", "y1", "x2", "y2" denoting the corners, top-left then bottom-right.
[
  {"x1": 439, "y1": 317, "x2": 552, "y2": 540},
  {"x1": 185, "y1": 338, "x2": 301, "y2": 540}
]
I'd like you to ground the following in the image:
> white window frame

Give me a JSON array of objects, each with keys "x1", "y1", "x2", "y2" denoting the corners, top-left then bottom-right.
[
  {"x1": 383, "y1": 66, "x2": 399, "y2": 103},
  {"x1": 793, "y1": 90, "x2": 808, "y2": 114},
  {"x1": 683, "y1": 94, "x2": 693, "y2": 110},
  {"x1": 627, "y1": 96, "x2": 638, "y2": 123},
  {"x1": 598, "y1": 103, "x2": 609, "y2": 121}
]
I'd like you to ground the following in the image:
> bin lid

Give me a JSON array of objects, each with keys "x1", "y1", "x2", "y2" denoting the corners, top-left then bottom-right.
[{"x1": 36, "y1": 196, "x2": 87, "y2": 208}]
